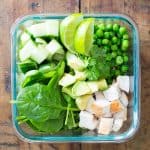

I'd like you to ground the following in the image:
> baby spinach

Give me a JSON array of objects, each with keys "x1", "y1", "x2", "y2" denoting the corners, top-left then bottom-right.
[
  {"x1": 14, "y1": 61, "x2": 80, "y2": 133},
  {"x1": 30, "y1": 117, "x2": 65, "y2": 133},
  {"x1": 17, "y1": 83, "x2": 62, "y2": 121}
]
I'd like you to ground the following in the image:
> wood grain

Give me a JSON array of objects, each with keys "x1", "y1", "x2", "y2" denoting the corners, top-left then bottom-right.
[{"x1": 0, "y1": 0, "x2": 149, "y2": 149}]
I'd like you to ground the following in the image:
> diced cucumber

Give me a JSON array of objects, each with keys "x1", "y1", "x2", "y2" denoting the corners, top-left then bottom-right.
[
  {"x1": 71, "y1": 79, "x2": 108, "y2": 97},
  {"x1": 87, "y1": 81, "x2": 99, "y2": 93},
  {"x1": 27, "y1": 20, "x2": 59, "y2": 37},
  {"x1": 46, "y1": 39, "x2": 64, "y2": 60},
  {"x1": 98, "y1": 79, "x2": 108, "y2": 91},
  {"x1": 35, "y1": 38, "x2": 47, "y2": 44},
  {"x1": 19, "y1": 40, "x2": 49, "y2": 64},
  {"x1": 19, "y1": 40, "x2": 35, "y2": 61},
  {"x1": 72, "y1": 81, "x2": 91, "y2": 96},
  {"x1": 18, "y1": 59, "x2": 38, "y2": 73},
  {"x1": 30, "y1": 44, "x2": 49, "y2": 64},
  {"x1": 59, "y1": 73, "x2": 76, "y2": 87},
  {"x1": 66, "y1": 52, "x2": 87, "y2": 71},
  {"x1": 20, "y1": 32, "x2": 30, "y2": 45},
  {"x1": 75, "y1": 70, "x2": 87, "y2": 81},
  {"x1": 76, "y1": 95, "x2": 92, "y2": 110},
  {"x1": 62, "y1": 86, "x2": 76, "y2": 99}
]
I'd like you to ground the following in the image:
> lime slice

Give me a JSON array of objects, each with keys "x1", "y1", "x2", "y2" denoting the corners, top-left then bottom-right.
[
  {"x1": 60, "y1": 13, "x2": 83, "y2": 52},
  {"x1": 74, "y1": 18, "x2": 94, "y2": 56}
]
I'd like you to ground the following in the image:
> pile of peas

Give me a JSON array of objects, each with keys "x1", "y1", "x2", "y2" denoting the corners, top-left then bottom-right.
[{"x1": 93, "y1": 22, "x2": 129, "y2": 82}]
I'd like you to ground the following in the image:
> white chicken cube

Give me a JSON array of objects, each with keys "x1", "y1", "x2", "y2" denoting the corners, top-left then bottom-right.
[
  {"x1": 112, "y1": 118, "x2": 123, "y2": 132},
  {"x1": 79, "y1": 111, "x2": 98, "y2": 130},
  {"x1": 120, "y1": 92, "x2": 128, "y2": 107},
  {"x1": 94, "y1": 91, "x2": 105, "y2": 101},
  {"x1": 117, "y1": 76, "x2": 130, "y2": 93},
  {"x1": 113, "y1": 107, "x2": 127, "y2": 121},
  {"x1": 103, "y1": 85, "x2": 120, "y2": 101},
  {"x1": 97, "y1": 118, "x2": 114, "y2": 135},
  {"x1": 103, "y1": 112, "x2": 113, "y2": 118},
  {"x1": 90, "y1": 100, "x2": 110, "y2": 117}
]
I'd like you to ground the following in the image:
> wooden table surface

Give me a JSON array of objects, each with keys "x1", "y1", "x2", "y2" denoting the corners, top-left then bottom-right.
[{"x1": 0, "y1": 0, "x2": 150, "y2": 149}]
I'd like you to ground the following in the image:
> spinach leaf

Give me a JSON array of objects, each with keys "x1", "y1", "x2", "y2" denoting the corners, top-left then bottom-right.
[
  {"x1": 22, "y1": 67, "x2": 56, "y2": 87},
  {"x1": 17, "y1": 83, "x2": 62, "y2": 121},
  {"x1": 30, "y1": 116, "x2": 64, "y2": 133}
]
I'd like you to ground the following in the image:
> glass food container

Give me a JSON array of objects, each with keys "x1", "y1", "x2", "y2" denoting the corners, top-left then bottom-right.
[{"x1": 11, "y1": 14, "x2": 140, "y2": 143}]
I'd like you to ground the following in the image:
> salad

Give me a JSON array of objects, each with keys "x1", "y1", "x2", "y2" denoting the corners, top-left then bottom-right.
[{"x1": 12, "y1": 13, "x2": 130, "y2": 135}]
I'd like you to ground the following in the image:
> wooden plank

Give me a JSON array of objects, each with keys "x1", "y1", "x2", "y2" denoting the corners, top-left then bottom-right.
[
  {"x1": 81, "y1": 0, "x2": 150, "y2": 150},
  {"x1": 0, "y1": 0, "x2": 80, "y2": 149}
]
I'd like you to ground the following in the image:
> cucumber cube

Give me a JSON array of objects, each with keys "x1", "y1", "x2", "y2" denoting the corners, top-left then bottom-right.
[{"x1": 27, "y1": 20, "x2": 59, "y2": 37}]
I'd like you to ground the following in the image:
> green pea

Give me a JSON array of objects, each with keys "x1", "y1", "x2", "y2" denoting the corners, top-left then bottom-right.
[
  {"x1": 117, "y1": 33, "x2": 122, "y2": 38},
  {"x1": 121, "y1": 65, "x2": 128, "y2": 73},
  {"x1": 116, "y1": 56, "x2": 123, "y2": 65},
  {"x1": 123, "y1": 34, "x2": 129, "y2": 40},
  {"x1": 117, "y1": 39, "x2": 121, "y2": 45},
  {"x1": 111, "y1": 52, "x2": 117, "y2": 58},
  {"x1": 106, "y1": 23, "x2": 113, "y2": 31},
  {"x1": 121, "y1": 40, "x2": 129, "y2": 51},
  {"x1": 104, "y1": 32, "x2": 111, "y2": 39},
  {"x1": 106, "y1": 54, "x2": 112, "y2": 61},
  {"x1": 96, "y1": 29, "x2": 103, "y2": 38},
  {"x1": 102, "y1": 39, "x2": 109, "y2": 45},
  {"x1": 97, "y1": 39, "x2": 102, "y2": 46},
  {"x1": 103, "y1": 46, "x2": 110, "y2": 52},
  {"x1": 119, "y1": 27, "x2": 127, "y2": 35},
  {"x1": 112, "y1": 36, "x2": 118, "y2": 44},
  {"x1": 118, "y1": 52, "x2": 122, "y2": 56},
  {"x1": 98, "y1": 23, "x2": 105, "y2": 31},
  {"x1": 123, "y1": 55, "x2": 129, "y2": 62},
  {"x1": 111, "y1": 44, "x2": 118, "y2": 51},
  {"x1": 109, "y1": 31, "x2": 115, "y2": 38},
  {"x1": 113, "y1": 23, "x2": 120, "y2": 32}
]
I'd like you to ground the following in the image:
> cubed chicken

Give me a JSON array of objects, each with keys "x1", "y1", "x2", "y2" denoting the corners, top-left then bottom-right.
[
  {"x1": 79, "y1": 111, "x2": 98, "y2": 130},
  {"x1": 110, "y1": 100, "x2": 124, "y2": 113},
  {"x1": 90, "y1": 100, "x2": 110, "y2": 117},
  {"x1": 113, "y1": 106, "x2": 127, "y2": 121},
  {"x1": 117, "y1": 76, "x2": 130, "y2": 93},
  {"x1": 120, "y1": 92, "x2": 128, "y2": 107},
  {"x1": 97, "y1": 118, "x2": 114, "y2": 135},
  {"x1": 103, "y1": 85, "x2": 120, "y2": 101},
  {"x1": 94, "y1": 91, "x2": 105, "y2": 101},
  {"x1": 112, "y1": 118, "x2": 123, "y2": 132},
  {"x1": 103, "y1": 112, "x2": 113, "y2": 118}
]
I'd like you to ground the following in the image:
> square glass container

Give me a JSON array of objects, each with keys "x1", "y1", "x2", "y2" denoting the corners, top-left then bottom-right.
[{"x1": 11, "y1": 14, "x2": 140, "y2": 143}]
